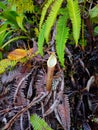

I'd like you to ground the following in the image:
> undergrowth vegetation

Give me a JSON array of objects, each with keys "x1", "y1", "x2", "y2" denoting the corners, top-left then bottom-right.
[
  {"x1": 38, "y1": 0, "x2": 81, "y2": 66},
  {"x1": 0, "y1": 0, "x2": 98, "y2": 130}
]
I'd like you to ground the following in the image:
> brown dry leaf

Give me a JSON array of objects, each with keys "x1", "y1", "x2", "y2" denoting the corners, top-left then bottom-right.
[
  {"x1": 8, "y1": 49, "x2": 33, "y2": 60},
  {"x1": 57, "y1": 94, "x2": 70, "y2": 130}
]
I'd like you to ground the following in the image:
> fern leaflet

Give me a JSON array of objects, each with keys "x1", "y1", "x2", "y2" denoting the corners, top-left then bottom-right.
[
  {"x1": 44, "y1": 0, "x2": 63, "y2": 42},
  {"x1": 55, "y1": 14, "x2": 69, "y2": 67},
  {"x1": 30, "y1": 114, "x2": 53, "y2": 130},
  {"x1": 67, "y1": 0, "x2": 81, "y2": 46},
  {"x1": 39, "y1": 0, "x2": 54, "y2": 29},
  {"x1": 38, "y1": 23, "x2": 46, "y2": 56}
]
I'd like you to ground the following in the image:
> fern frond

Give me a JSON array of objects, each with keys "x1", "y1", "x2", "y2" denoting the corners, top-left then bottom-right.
[
  {"x1": 67, "y1": 0, "x2": 81, "y2": 46},
  {"x1": 45, "y1": 0, "x2": 63, "y2": 42},
  {"x1": 55, "y1": 14, "x2": 69, "y2": 67},
  {"x1": 38, "y1": 23, "x2": 46, "y2": 56},
  {"x1": 30, "y1": 114, "x2": 53, "y2": 130},
  {"x1": 39, "y1": 0, "x2": 54, "y2": 29}
]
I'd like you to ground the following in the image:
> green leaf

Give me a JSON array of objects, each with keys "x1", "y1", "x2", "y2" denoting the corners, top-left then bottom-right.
[
  {"x1": 39, "y1": 0, "x2": 54, "y2": 29},
  {"x1": 94, "y1": 26, "x2": 98, "y2": 36},
  {"x1": 89, "y1": 4, "x2": 98, "y2": 23},
  {"x1": 0, "y1": 10, "x2": 19, "y2": 28},
  {"x1": 0, "y1": 24, "x2": 13, "y2": 59},
  {"x1": 16, "y1": 15, "x2": 27, "y2": 32},
  {"x1": 38, "y1": 23, "x2": 46, "y2": 56},
  {"x1": 0, "y1": 24, "x2": 7, "y2": 46},
  {"x1": 0, "y1": 2, "x2": 6, "y2": 10},
  {"x1": 55, "y1": 14, "x2": 69, "y2": 67},
  {"x1": 67, "y1": 0, "x2": 81, "y2": 46},
  {"x1": 30, "y1": 114, "x2": 53, "y2": 130},
  {"x1": 45, "y1": 0, "x2": 63, "y2": 42},
  {"x1": 0, "y1": 52, "x2": 2, "y2": 59}
]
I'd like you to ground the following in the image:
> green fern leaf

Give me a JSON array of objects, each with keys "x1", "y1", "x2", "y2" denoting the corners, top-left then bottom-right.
[
  {"x1": 45, "y1": 0, "x2": 63, "y2": 42},
  {"x1": 39, "y1": 0, "x2": 54, "y2": 29},
  {"x1": 67, "y1": 0, "x2": 81, "y2": 46},
  {"x1": 30, "y1": 114, "x2": 53, "y2": 130},
  {"x1": 55, "y1": 14, "x2": 69, "y2": 67},
  {"x1": 38, "y1": 23, "x2": 46, "y2": 56}
]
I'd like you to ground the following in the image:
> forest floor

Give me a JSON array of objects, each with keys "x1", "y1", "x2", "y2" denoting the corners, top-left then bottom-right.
[{"x1": 0, "y1": 37, "x2": 98, "y2": 130}]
